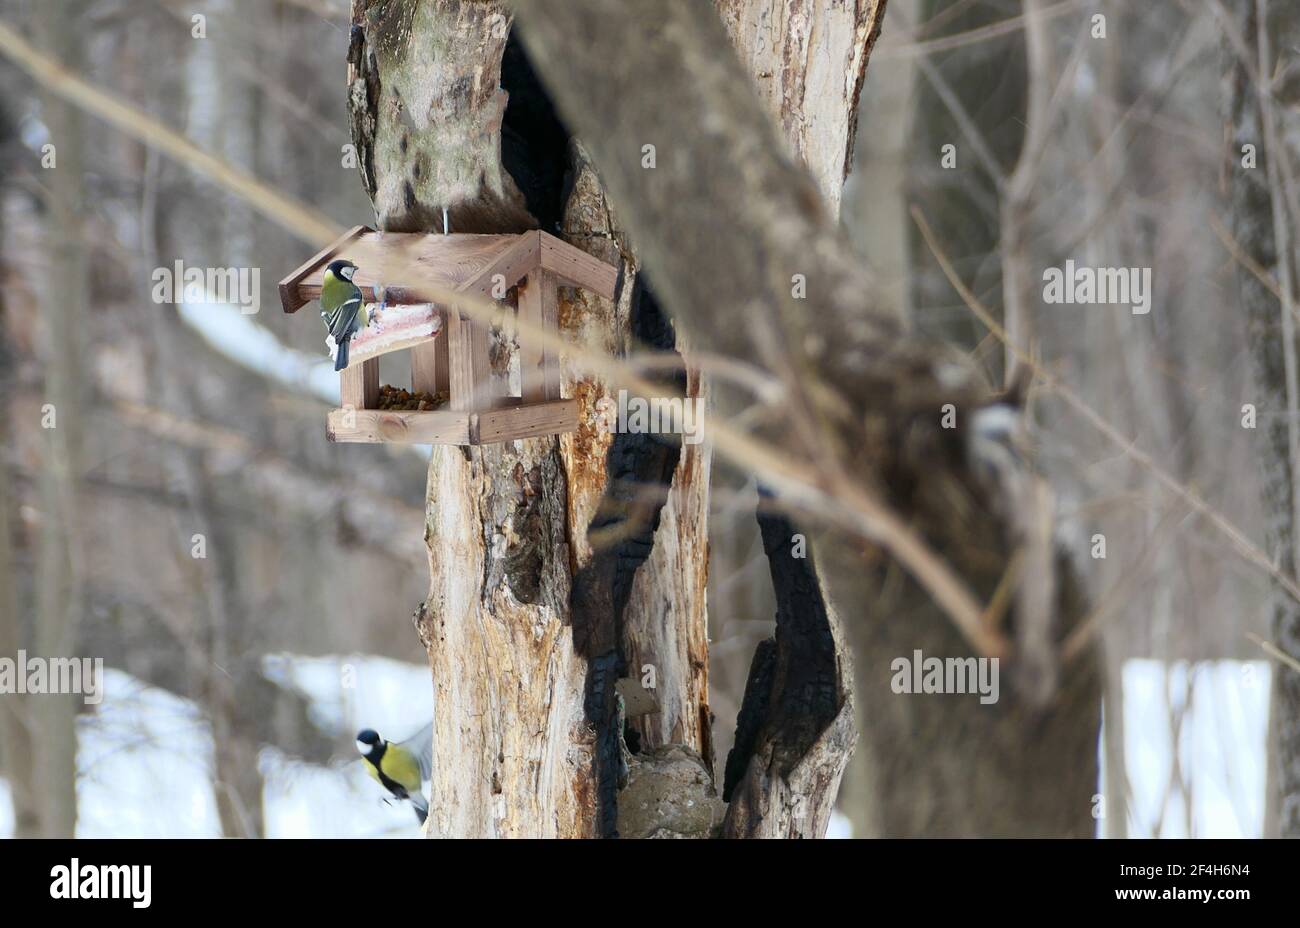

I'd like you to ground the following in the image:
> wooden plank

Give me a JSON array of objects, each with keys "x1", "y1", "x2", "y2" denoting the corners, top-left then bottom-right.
[
  {"x1": 406, "y1": 308, "x2": 450, "y2": 397},
  {"x1": 517, "y1": 270, "x2": 561, "y2": 402},
  {"x1": 327, "y1": 408, "x2": 471, "y2": 444},
  {"x1": 340, "y1": 357, "x2": 379, "y2": 410},
  {"x1": 539, "y1": 273, "x2": 561, "y2": 400},
  {"x1": 455, "y1": 230, "x2": 541, "y2": 300},
  {"x1": 517, "y1": 272, "x2": 543, "y2": 403},
  {"x1": 445, "y1": 302, "x2": 490, "y2": 412},
  {"x1": 292, "y1": 233, "x2": 521, "y2": 308},
  {"x1": 474, "y1": 398, "x2": 579, "y2": 444},
  {"x1": 410, "y1": 339, "x2": 440, "y2": 396},
  {"x1": 278, "y1": 225, "x2": 369, "y2": 313},
  {"x1": 538, "y1": 232, "x2": 619, "y2": 300},
  {"x1": 434, "y1": 306, "x2": 450, "y2": 395}
]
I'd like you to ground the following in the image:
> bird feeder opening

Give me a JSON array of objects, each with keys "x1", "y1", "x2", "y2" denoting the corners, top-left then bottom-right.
[{"x1": 278, "y1": 227, "x2": 618, "y2": 445}]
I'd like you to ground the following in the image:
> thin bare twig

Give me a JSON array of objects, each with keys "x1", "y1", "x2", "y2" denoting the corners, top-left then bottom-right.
[
  {"x1": 913, "y1": 205, "x2": 1300, "y2": 608},
  {"x1": 0, "y1": 18, "x2": 342, "y2": 245},
  {"x1": 877, "y1": 0, "x2": 1086, "y2": 59},
  {"x1": 1248, "y1": 633, "x2": 1300, "y2": 674}
]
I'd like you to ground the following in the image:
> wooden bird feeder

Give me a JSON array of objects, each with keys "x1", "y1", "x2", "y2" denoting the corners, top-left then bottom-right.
[{"x1": 279, "y1": 226, "x2": 618, "y2": 445}]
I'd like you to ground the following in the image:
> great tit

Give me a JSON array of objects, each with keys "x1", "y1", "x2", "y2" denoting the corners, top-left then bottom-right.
[
  {"x1": 356, "y1": 724, "x2": 433, "y2": 824},
  {"x1": 321, "y1": 258, "x2": 368, "y2": 372}
]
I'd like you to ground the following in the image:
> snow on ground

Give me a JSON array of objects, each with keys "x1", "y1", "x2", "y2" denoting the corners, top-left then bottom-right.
[
  {"x1": 75, "y1": 669, "x2": 219, "y2": 837},
  {"x1": 0, "y1": 658, "x2": 1272, "y2": 837},
  {"x1": 1121, "y1": 660, "x2": 1269, "y2": 838},
  {"x1": 0, "y1": 778, "x2": 12, "y2": 837},
  {"x1": 0, "y1": 656, "x2": 432, "y2": 838}
]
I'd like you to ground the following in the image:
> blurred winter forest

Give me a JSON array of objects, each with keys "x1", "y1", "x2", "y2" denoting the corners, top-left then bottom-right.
[{"x1": 0, "y1": 0, "x2": 1294, "y2": 838}]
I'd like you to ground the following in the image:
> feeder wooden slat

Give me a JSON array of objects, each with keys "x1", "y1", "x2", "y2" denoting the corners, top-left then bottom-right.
[
  {"x1": 410, "y1": 308, "x2": 449, "y2": 397},
  {"x1": 474, "y1": 399, "x2": 579, "y2": 444},
  {"x1": 284, "y1": 233, "x2": 523, "y2": 310},
  {"x1": 456, "y1": 230, "x2": 540, "y2": 300},
  {"x1": 445, "y1": 304, "x2": 490, "y2": 413},
  {"x1": 538, "y1": 232, "x2": 618, "y2": 300},
  {"x1": 327, "y1": 408, "x2": 472, "y2": 444}
]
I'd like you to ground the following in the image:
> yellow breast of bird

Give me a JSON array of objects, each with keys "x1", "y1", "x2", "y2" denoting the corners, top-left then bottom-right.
[{"x1": 378, "y1": 747, "x2": 422, "y2": 793}]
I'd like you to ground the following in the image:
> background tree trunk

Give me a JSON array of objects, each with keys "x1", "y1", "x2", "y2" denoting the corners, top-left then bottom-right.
[
  {"x1": 171, "y1": 0, "x2": 272, "y2": 838},
  {"x1": 31, "y1": 0, "x2": 89, "y2": 839},
  {"x1": 0, "y1": 171, "x2": 39, "y2": 838},
  {"x1": 1224, "y1": 0, "x2": 1300, "y2": 839}
]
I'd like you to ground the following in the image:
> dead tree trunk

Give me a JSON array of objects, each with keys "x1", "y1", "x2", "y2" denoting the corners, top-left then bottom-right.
[
  {"x1": 516, "y1": 0, "x2": 1102, "y2": 837},
  {"x1": 347, "y1": 0, "x2": 712, "y2": 837}
]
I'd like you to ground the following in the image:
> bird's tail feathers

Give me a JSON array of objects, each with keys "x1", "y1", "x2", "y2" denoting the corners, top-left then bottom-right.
[
  {"x1": 335, "y1": 337, "x2": 349, "y2": 372},
  {"x1": 411, "y1": 791, "x2": 429, "y2": 825}
]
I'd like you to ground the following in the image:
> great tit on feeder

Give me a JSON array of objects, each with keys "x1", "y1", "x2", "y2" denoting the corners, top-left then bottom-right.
[
  {"x1": 321, "y1": 258, "x2": 368, "y2": 372},
  {"x1": 356, "y1": 724, "x2": 433, "y2": 824}
]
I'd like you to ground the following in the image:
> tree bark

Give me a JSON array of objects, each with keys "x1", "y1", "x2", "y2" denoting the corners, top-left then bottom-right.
[
  {"x1": 714, "y1": 0, "x2": 883, "y2": 214},
  {"x1": 515, "y1": 0, "x2": 1102, "y2": 836},
  {"x1": 1223, "y1": 0, "x2": 1300, "y2": 838}
]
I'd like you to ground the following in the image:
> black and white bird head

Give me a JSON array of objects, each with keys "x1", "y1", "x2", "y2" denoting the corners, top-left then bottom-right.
[
  {"x1": 327, "y1": 258, "x2": 358, "y2": 282},
  {"x1": 355, "y1": 728, "x2": 385, "y2": 760}
]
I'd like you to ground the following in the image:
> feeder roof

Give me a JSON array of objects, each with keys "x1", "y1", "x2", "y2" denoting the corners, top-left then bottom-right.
[{"x1": 279, "y1": 226, "x2": 618, "y2": 314}]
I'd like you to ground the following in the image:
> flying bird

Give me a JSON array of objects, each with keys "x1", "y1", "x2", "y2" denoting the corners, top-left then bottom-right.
[{"x1": 356, "y1": 723, "x2": 433, "y2": 825}]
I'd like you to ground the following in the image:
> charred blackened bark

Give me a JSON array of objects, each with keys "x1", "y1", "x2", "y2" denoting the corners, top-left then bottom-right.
[
  {"x1": 721, "y1": 503, "x2": 850, "y2": 837},
  {"x1": 571, "y1": 277, "x2": 687, "y2": 835}
]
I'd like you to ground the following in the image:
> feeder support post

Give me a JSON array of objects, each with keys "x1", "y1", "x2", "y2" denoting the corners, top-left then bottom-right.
[
  {"x1": 340, "y1": 358, "x2": 379, "y2": 411},
  {"x1": 411, "y1": 309, "x2": 450, "y2": 398},
  {"x1": 446, "y1": 301, "x2": 490, "y2": 412},
  {"x1": 518, "y1": 270, "x2": 561, "y2": 403}
]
